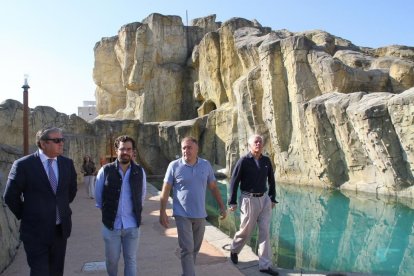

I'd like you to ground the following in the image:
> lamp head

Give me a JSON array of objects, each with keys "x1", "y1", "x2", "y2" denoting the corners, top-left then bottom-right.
[
  {"x1": 22, "y1": 74, "x2": 30, "y2": 89},
  {"x1": 24, "y1": 74, "x2": 29, "y2": 86}
]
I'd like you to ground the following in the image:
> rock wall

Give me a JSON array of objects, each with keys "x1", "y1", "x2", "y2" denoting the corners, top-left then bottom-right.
[
  {"x1": 93, "y1": 13, "x2": 414, "y2": 196},
  {"x1": 0, "y1": 100, "x2": 98, "y2": 272}
]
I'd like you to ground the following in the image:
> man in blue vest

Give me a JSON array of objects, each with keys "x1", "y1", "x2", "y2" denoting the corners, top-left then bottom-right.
[{"x1": 95, "y1": 135, "x2": 146, "y2": 276}]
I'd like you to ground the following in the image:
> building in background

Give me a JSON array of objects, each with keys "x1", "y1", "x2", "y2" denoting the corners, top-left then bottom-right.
[{"x1": 78, "y1": 101, "x2": 97, "y2": 121}]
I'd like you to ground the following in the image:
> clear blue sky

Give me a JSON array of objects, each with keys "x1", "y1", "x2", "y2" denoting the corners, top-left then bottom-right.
[{"x1": 1, "y1": 0, "x2": 412, "y2": 115}]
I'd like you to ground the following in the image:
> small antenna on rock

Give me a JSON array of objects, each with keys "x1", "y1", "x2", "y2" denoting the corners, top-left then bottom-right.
[{"x1": 186, "y1": 10, "x2": 190, "y2": 56}]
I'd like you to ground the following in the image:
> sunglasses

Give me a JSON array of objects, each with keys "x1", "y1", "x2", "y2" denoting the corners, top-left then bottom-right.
[{"x1": 44, "y1": 138, "x2": 65, "y2": 143}]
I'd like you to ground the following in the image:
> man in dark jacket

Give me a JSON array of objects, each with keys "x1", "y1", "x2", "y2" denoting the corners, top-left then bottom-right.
[
  {"x1": 228, "y1": 134, "x2": 278, "y2": 275},
  {"x1": 95, "y1": 135, "x2": 146, "y2": 276},
  {"x1": 3, "y1": 127, "x2": 77, "y2": 276}
]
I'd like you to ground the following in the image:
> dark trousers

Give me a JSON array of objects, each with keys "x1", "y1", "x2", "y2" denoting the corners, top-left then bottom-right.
[{"x1": 23, "y1": 225, "x2": 68, "y2": 276}]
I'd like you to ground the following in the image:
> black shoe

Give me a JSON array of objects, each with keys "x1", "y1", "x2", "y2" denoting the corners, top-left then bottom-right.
[
  {"x1": 259, "y1": 267, "x2": 279, "y2": 275},
  {"x1": 230, "y1": 252, "x2": 238, "y2": 264}
]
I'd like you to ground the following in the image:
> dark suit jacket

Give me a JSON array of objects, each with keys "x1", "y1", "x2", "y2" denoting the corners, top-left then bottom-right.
[{"x1": 4, "y1": 151, "x2": 77, "y2": 243}]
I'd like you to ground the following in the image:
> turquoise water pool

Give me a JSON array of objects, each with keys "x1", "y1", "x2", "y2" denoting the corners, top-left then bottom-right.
[{"x1": 206, "y1": 181, "x2": 414, "y2": 276}]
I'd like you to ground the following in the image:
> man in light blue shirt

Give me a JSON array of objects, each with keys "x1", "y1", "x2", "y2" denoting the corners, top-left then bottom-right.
[
  {"x1": 159, "y1": 136, "x2": 226, "y2": 276},
  {"x1": 95, "y1": 135, "x2": 146, "y2": 276}
]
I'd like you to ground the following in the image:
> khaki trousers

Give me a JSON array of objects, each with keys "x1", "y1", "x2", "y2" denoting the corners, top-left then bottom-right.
[{"x1": 231, "y1": 193, "x2": 273, "y2": 270}]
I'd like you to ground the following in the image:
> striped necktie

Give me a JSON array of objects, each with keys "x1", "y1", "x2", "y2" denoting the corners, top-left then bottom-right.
[
  {"x1": 48, "y1": 159, "x2": 60, "y2": 223},
  {"x1": 48, "y1": 159, "x2": 58, "y2": 193}
]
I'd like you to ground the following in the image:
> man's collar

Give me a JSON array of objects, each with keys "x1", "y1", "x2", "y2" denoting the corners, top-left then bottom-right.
[
  {"x1": 38, "y1": 149, "x2": 57, "y2": 162},
  {"x1": 181, "y1": 157, "x2": 198, "y2": 166},
  {"x1": 247, "y1": 151, "x2": 262, "y2": 159}
]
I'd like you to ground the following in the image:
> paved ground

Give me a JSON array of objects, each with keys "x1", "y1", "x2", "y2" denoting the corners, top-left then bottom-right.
[{"x1": 1, "y1": 183, "x2": 339, "y2": 276}]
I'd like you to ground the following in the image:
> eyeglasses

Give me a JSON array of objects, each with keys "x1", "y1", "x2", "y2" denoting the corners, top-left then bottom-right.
[
  {"x1": 44, "y1": 138, "x2": 65, "y2": 143},
  {"x1": 117, "y1": 147, "x2": 133, "y2": 152}
]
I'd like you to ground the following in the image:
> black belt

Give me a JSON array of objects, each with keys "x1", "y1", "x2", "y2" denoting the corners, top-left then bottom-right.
[{"x1": 242, "y1": 191, "x2": 264, "y2": 197}]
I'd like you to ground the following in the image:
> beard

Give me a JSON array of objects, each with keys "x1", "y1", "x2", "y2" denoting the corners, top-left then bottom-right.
[{"x1": 119, "y1": 154, "x2": 131, "y2": 164}]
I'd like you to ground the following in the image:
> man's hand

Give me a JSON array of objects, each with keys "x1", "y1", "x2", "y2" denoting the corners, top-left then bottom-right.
[
  {"x1": 159, "y1": 182, "x2": 172, "y2": 228},
  {"x1": 219, "y1": 207, "x2": 227, "y2": 220},
  {"x1": 159, "y1": 211, "x2": 169, "y2": 228},
  {"x1": 229, "y1": 204, "x2": 237, "y2": 212}
]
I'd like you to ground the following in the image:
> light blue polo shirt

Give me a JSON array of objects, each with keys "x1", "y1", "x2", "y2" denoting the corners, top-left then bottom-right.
[{"x1": 164, "y1": 157, "x2": 216, "y2": 218}]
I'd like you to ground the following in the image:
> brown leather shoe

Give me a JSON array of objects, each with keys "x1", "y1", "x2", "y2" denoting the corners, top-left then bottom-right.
[{"x1": 259, "y1": 267, "x2": 279, "y2": 275}]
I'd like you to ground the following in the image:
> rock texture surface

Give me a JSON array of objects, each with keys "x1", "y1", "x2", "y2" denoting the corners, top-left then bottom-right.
[
  {"x1": 0, "y1": 100, "x2": 98, "y2": 272},
  {"x1": 93, "y1": 13, "x2": 414, "y2": 196},
  {"x1": 1, "y1": 13, "x2": 414, "y2": 272}
]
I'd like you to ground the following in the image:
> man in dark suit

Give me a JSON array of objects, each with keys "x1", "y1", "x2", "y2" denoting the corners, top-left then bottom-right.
[{"x1": 3, "y1": 127, "x2": 77, "y2": 276}]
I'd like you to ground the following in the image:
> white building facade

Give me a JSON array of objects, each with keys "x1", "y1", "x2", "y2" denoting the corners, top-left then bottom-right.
[{"x1": 78, "y1": 101, "x2": 98, "y2": 121}]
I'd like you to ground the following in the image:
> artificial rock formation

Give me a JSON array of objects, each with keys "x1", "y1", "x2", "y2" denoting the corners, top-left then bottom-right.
[
  {"x1": 93, "y1": 13, "x2": 414, "y2": 196},
  {"x1": 0, "y1": 100, "x2": 97, "y2": 272}
]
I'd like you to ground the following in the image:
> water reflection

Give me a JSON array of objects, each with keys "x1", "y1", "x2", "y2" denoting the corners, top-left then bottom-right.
[{"x1": 206, "y1": 181, "x2": 414, "y2": 276}]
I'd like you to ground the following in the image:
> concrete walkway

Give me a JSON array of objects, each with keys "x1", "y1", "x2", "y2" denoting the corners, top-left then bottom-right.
[{"x1": 1, "y1": 183, "x2": 332, "y2": 276}]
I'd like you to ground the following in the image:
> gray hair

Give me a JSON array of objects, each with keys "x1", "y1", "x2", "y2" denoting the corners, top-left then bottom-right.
[
  {"x1": 247, "y1": 134, "x2": 264, "y2": 146},
  {"x1": 36, "y1": 127, "x2": 63, "y2": 148}
]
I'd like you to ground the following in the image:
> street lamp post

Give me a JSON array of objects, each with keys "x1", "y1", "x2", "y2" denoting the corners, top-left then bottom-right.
[{"x1": 22, "y1": 75, "x2": 30, "y2": 156}]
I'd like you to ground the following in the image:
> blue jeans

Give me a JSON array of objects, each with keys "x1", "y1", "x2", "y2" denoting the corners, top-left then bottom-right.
[{"x1": 102, "y1": 225, "x2": 140, "y2": 276}]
